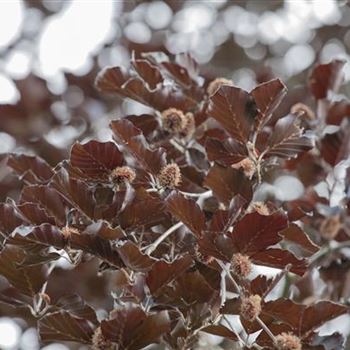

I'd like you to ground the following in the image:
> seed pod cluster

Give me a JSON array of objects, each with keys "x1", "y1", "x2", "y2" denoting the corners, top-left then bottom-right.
[
  {"x1": 275, "y1": 332, "x2": 302, "y2": 350},
  {"x1": 110, "y1": 166, "x2": 136, "y2": 184},
  {"x1": 240, "y1": 294, "x2": 262, "y2": 321},
  {"x1": 158, "y1": 163, "x2": 182, "y2": 189},
  {"x1": 231, "y1": 253, "x2": 252, "y2": 278}
]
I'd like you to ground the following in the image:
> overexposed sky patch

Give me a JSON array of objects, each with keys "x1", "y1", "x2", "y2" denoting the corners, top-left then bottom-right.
[{"x1": 37, "y1": 0, "x2": 117, "y2": 77}]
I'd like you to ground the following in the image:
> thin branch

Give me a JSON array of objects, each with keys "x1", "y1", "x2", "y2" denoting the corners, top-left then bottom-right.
[
  {"x1": 216, "y1": 259, "x2": 277, "y2": 345},
  {"x1": 35, "y1": 261, "x2": 57, "y2": 314},
  {"x1": 179, "y1": 190, "x2": 212, "y2": 198},
  {"x1": 144, "y1": 221, "x2": 184, "y2": 255}
]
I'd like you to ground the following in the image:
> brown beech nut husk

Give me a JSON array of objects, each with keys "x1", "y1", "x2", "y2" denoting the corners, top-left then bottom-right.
[
  {"x1": 91, "y1": 327, "x2": 114, "y2": 350},
  {"x1": 240, "y1": 294, "x2": 262, "y2": 321},
  {"x1": 231, "y1": 253, "x2": 252, "y2": 278},
  {"x1": 247, "y1": 201, "x2": 270, "y2": 216},
  {"x1": 290, "y1": 102, "x2": 315, "y2": 120},
  {"x1": 180, "y1": 112, "x2": 195, "y2": 138},
  {"x1": 275, "y1": 332, "x2": 302, "y2": 350},
  {"x1": 110, "y1": 166, "x2": 136, "y2": 184},
  {"x1": 161, "y1": 108, "x2": 187, "y2": 133},
  {"x1": 231, "y1": 158, "x2": 256, "y2": 179},
  {"x1": 61, "y1": 226, "x2": 80, "y2": 240},
  {"x1": 320, "y1": 214, "x2": 341, "y2": 240},
  {"x1": 207, "y1": 77, "x2": 233, "y2": 96},
  {"x1": 158, "y1": 163, "x2": 182, "y2": 189}
]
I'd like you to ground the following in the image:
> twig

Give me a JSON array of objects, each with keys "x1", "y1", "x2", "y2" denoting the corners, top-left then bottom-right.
[
  {"x1": 144, "y1": 222, "x2": 184, "y2": 255},
  {"x1": 216, "y1": 259, "x2": 277, "y2": 345},
  {"x1": 35, "y1": 261, "x2": 57, "y2": 314},
  {"x1": 179, "y1": 190, "x2": 212, "y2": 198}
]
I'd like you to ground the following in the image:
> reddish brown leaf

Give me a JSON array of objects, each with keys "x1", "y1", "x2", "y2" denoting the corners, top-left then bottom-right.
[
  {"x1": 252, "y1": 248, "x2": 307, "y2": 276},
  {"x1": 20, "y1": 185, "x2": 66, "y2": 226},
  {"x1": 146, "y1": 255, "x2": 193, "y2": 296},
  {"x1": 327, "y1": 100, "x2": 350, "y2": 125},
  {"x1": 101, "y1": 308, "x2": 170, "y2": 349},
  {"x1": 265, "y1": 115, "x2": 314, "y2": 159},
  {"x1": 205, "y1": 137, "x2": 248, "y2": 166},
  {"x1": 118, "y1": 188, "x2": 165, "y2": 229},
  {"x1": 125, "y1": 114, "x2": 159, "y2": 136},
  {"x1": 201, "y1": 324, "x2": 238, "y2": 341},
  {"x1": 204, "y1": 164, "x2": 253, "y2": 205},
  {"x1": 166, "y1": 191, "x2": 205, "y2": 237},
  {"x1": 117, "y1": 241, "x2": 156, "y2": 272},
  {"x1": 252, "y1": 78, "x2": 287, "y2": 129},
  {"x1": 209, "y1": 85, "x2": 253, "y2": 143},
  {"x1": 70, "y1": 140, "x2": 123, "y2": 181},
  {"x1": 0, "y1": 246, "x2": 47, "y2": 296},
  {"x1": 7, "y1": 154, "x2": 54, "y2": 184},
  {"x1": 111, "y1": 119, "x2": 166, "y2": 175},
  {"x1": 309, "y1": 60, "x2": 345, "y2": 99},
  {"x1": 10, "y1": 223, "x2": 66, "y2": 250},
  {"x1": 95, "y1": 66, "x2": 131, "y2": 96},
  {"x1": 132, "y1": 59, "x2": 163, "y2": 90},
  {"x1": 280, "y1": 223, "x2": 320, "y2": 255},
  {"x1": 39, "y1": 311, "x2": 95, "y2": 344},
  {"x1": 230, "y1": 211, "x2": 288, "y2": 255}
]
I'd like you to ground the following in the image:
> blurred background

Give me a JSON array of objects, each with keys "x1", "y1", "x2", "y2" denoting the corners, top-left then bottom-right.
[{"x1": 0, "y1": 0, "x2": 350, "y2": 349}]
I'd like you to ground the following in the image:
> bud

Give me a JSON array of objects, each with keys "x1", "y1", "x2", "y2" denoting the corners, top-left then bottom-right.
[
  {"x1": 110, "y1": 166, "x2": 136, "y2": 184},
  {"x1": 232, "y1": 158, "x2": 256, "y2": 179},
  {"x1": 161, "y1": 108, "x2": 187, "y2": 133},
  {"x1": 240, "y1": 294, "x2": 262, "y2": 321},
  {"x1": 290, "y1": 103, "x2": 315, "y2": 120},
  {"x1": 207, "y1": 77, "x2": 233, "y2": 96},
  {"x1": 91, "y1": 327, "x2": 114, "y2": 350},
  {"x1": 158, "y1": 163, "x2": 181, "y2": 189},
  {"x1": 61, "y1": 226, "x2": 80, "y2": 239},
  {"x1": 275, "y1": 332, "x2": 302, "y2": 350},
  {"x1": 247, "y1": 202, "x2": 270, "y2": 216},
  {"x1": 231, "y1": 253, "x2": 252, "y2": 278},
  {"x1": 320, "y1": 215, "x2": 341, "y2": 240},
  {"x1": 180, "y1": 112, "x2": 195, "y2": 138}
]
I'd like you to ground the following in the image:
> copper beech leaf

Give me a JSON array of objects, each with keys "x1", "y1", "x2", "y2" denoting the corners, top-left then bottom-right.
[
  {"x1": 252, "y1": 248, "x2": 307, "y2": 276},
  {"x1": 20, "y1": 185, "x2": 66, "y2": 226},
  {"x1": 0, "y1": 202, "x2": 25, "y2": 240},
  {"x1": 230, "y1": 211, "x2": 288, "y2": 255},
  {"x1": 265, "y1": 115, "x2": 314, "y2": 159},
  {"x1": 111, "y1": 119, "x2": 166, "y2": 175},
  {"x1": 166, "y1": 191, "x2": 205, "y2": 237},
  {"x1": 146, "y1": 255, "x2": 193, "y2": 296},
  {"x1": 251, "y1": 78, "x2": 287, "y2": 130},
  {"x1": 201, "y1": 324, "x2": 238, "y2": 341},
  {"x1": 131, "y1": 59, "x2": 163, "y2": 90},
  {"x1": 54, "y1": 294, "x2": 98, "y2": 325},
  {"x1": 117, "y1": 241, "x2": 156, "y2": 272},
  {"x1": 119, "y1": 188, "x2": 165, "y2": 229},
  {"x1": 204, "y1": 164, "x2": 253, "y2": 205},
  {"x1": 263, "y1": 299, "x2": 348, "y2": 337},
  {"x1": 101, "y1": 308, "x2": 170, "y2": 349},
  {"x1": 0, "y1": 246, "x2": 47, "y2": 296},
  {"x1": 10, "y1": 223, "x2": 66, "y2": 250},
  {"x1": 70, "y1": 140, "x2": 124, "y2": 181},
  {"x1": 7, "y1": 153, "x2": 54, "y2": 184},
  {"x1": 209, "y1": 85, "x2": 253, "y2": 143},
  {"x1": 205, "y1": 137, "x2": 248, "y2": 166},
  {"x1": 39, "y1": 311, "x2": 95, "y2": 344},
  {"x1": 280, "y1": 223, "x2": 320, "y2": 255},
  {"x1": 309, "y1": 60, "x2": 345, "y2": 99}
]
